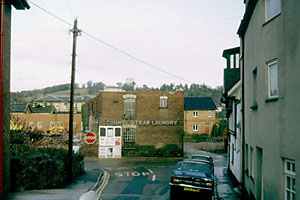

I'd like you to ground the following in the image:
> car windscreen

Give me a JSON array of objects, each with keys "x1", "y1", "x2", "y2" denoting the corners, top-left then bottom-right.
[
  {"x1": 176, "y1": 162, "x2": 210, "y2": 173},
  {"x1": 191, "y1": 156, "x2": 210, "y2": 161}
]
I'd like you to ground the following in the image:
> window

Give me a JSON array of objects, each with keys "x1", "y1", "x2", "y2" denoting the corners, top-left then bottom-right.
[
  {"x1": 37, "y1": 121, "x2": 43, "y2": 129},
  {"x1": 284, "y1": 159, "x2": 296, "y2": 200},
  {"x1": 160, "y1": 96, "x2": 168, "y2": 108},
  {"x1": 252, "y1": 68, "x2": 258, "y2": 106},
  {"x1": 29, "y1": 121, "x2": 34, "y2": 128},
  {"x1": 268, "y1": 60, "x2": 278, "y2": 98},
  {"x1": 123, "y1": 98, "x2": 136, "y2": 120},
  {"x1": 245, "y1": 144, "x2": 249, "y2": 174},
  {"x1": 250, "y1": 147, "x2": 254, "y2": 178},
  {"x1": 208, "y1": 111, "x2": 211, "y2": 118},
  {"x1": 107, "y1": 128, "x2": 113, "y2": 137},
  {"x1": 123, "y1": 128, "x2": 135, "y2": 148},
  {"x1": 193, "y1": 111, "x2": 198, "y2": 117},
  {"x1": 266, "y1": 0, "x2": 281, "y2": 21},
  {"x1": 100, "y1": 128, "x2": 106, "y2": 137},
  {"x1": 115, "y1": 128, "x2": 121, "y2": 137},
  {"x1": 50, "y1": 121, "x2": 55, "y2": 128},
  {"x1": 231, "y1": 144, "x2": 234, "y2": 165},
  {"x1": 64, "y1": 103, "x2": 68, "y2": 110},
  {"x1": 193, "y1": 125, "x2": 198, "y2": 132}
]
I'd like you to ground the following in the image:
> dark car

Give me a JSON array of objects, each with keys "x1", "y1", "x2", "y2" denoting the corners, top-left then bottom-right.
[
  {"x1": 169, "y1": 160, "x2": 215, "y2": 199},
  {"x1": 189, "y1": 155, "x2": 214, "y2": 174},
  {"x1": 190, "y1": 155, "x2": 213, "y2": 164}
]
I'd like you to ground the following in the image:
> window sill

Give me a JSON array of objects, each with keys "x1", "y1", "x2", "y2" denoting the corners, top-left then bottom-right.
[
  {"x1": 263, "y1": 13, "x2": 281, "y2": 26},
  {"x1": 265, "y1": 97, "x2": 279, "y2": 103},
  {"x1": 250, "y1": 105, "x2": 258, "y2": 110},
  {"x1": 159, "y1": 107, "x2": 168, "y2": 109}
]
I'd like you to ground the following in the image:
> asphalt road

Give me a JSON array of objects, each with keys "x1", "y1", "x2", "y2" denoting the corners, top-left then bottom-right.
[{"x1": 84, "y1": 143, "x2": 241, "y2": 200}]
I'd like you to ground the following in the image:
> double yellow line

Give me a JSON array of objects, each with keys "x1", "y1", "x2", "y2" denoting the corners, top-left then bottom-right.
[{"x1": 96, "y1": 170, "x2": 110, "y2": 198}]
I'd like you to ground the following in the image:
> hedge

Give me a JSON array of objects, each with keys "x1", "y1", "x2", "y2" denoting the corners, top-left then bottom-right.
[{"x1": 10, "y1": 147, "x2": 84, "y2": 191}]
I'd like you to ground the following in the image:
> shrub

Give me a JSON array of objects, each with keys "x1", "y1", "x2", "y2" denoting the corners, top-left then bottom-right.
[{"x1": 10, "y1": 147, "x2": 84, "y2": 191}]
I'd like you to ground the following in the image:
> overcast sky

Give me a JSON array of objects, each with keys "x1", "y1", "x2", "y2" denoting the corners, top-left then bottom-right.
[{"x1": 11, "y1": 0, "x2": 245, "y2": 92}]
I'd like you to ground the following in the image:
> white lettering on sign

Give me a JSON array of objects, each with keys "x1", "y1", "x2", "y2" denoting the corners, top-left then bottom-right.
[
  {"x1": 105, "y1": 120, "x2": 180, "y2": 126},
  {"x1": 86, "y1": 136, "x2": 96, "y2": 140},
  {"x1": 114, "y1": 172, "x2": 151, "y2": 177}
]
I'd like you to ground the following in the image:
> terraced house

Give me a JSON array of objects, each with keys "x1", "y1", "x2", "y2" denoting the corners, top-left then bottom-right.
[{"x1": 236, "y1": 0, "x2": 300, "y2": 199}]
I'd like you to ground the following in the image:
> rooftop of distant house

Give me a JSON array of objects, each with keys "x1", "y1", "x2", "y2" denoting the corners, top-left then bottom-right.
[{"x1": 184, "y1": 97, "x2": 217, "y2": 111}]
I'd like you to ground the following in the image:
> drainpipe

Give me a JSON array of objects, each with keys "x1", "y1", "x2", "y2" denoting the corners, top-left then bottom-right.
[
  {"x1": 241, "y1": 35, "x2": 246, "y2": 193},
  {"x1": 0, "y1": 0, "x2": 5, "y2": 194}
]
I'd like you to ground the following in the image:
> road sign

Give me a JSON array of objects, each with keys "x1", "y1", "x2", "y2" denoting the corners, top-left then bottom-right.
[{"x1": 85, "y1": 132, "x2": 97, "y2": 144}]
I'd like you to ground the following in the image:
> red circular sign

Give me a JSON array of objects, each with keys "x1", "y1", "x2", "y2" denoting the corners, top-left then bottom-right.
[{"x1": 85, "y1": 132, "x2": 97, "y2": 144}]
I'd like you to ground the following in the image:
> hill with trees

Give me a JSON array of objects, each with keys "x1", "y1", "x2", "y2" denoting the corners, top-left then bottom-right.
[{"x1": 11, "y1": 81, "x2": 223, "y2": 106}]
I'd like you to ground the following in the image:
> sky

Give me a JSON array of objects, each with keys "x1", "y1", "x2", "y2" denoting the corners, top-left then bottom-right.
[{"x1": 11, "y1": 0, "x2": 245, "y2": 92}]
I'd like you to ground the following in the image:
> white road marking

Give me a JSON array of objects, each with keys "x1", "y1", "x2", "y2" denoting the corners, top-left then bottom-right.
[
  {"x1": 152, "y1": 175, "x2": 156, "y2": 181},
  {"x1": 147, "y1": 169, "x2": 153, "y2": 174}
]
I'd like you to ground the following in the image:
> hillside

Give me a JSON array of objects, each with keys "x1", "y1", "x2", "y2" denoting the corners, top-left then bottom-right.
[{"x1": 10, "y1": 81, "x2": 223, "y2": 106}]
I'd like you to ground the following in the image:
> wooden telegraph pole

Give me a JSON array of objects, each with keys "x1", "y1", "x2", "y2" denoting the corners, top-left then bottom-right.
[{"x1": 68, "y1": 19, "x2": 80, "y2": 183}]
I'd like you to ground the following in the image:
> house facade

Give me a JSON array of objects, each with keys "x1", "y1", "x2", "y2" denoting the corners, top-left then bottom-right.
[
  {"x1": 83, "y1": 90, "x2": 184, "y2": 158},
  {"x1": 222, "y1": 47, "x2": 243, "y2": 184},
  {"x1": 184, "y1": 97, "x2": 217, "y2": 135},
  {"x1": 237, "y1": 0, "x2": 300, "y2": 199},
  {"x1": 34, "y1": 95, "x2": 90, "y2": 113},
  {"x1": 10, "y1": 104, "x2": 82, "y2": 133}
]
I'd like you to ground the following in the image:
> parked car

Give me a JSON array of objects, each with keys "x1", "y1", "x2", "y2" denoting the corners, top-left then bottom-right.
[
  {"x1": 189, "y1": 155, "x2": 214, "y2": 174},
  {"x1": 169, "y1": 160, "x2": 215, "y2": 199},
  {"x1": 190, "y1": 154, "x2": 213, "y2": 164}
]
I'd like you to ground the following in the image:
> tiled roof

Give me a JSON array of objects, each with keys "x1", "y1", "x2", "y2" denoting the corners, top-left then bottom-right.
[
  {"x1": 28, "y1": 104, "x2": 56, "y2": 113},
  {"x1": 184, "y1": 97, "x2": 217, "y2": 111},
  {"x1": 10, "y1": 104, "x2": 28, "y2": 113},
  {"x1": 34, "y1": 95, "x2": 62, "y2": 102},
  {"x1": 34, "y1": 95, "x2": 87, "y2": 102}
]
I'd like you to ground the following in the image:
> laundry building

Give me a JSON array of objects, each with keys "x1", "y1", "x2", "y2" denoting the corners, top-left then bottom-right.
[{"x1": 83, "y1": 90, "x2": 184, "y2": 158}]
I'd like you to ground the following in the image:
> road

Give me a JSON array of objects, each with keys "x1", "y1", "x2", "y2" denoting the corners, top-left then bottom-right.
[{"x1": 84, "y1": 143, "x2": 241, "y2": 200}]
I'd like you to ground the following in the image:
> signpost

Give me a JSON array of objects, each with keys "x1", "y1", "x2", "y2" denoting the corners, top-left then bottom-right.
[{"x1": 85, "y1": 132, "x2": 97, "y2": 144}]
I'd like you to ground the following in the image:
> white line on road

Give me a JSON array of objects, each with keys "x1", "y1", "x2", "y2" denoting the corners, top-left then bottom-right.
[{"x1": 152, "y1": 175, "x2": 156, "y2": 181}]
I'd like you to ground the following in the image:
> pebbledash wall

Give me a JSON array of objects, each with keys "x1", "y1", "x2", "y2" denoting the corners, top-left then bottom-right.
[{"x1": 83, "y1": 90, "x2": 184, "y2": 157}]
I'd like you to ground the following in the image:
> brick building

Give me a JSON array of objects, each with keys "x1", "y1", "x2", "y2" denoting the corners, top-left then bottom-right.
[
  {"x1": 184, "y1": 97, "x2": 217, "y2": 135},
  {"x1": 83, "y1": 90, "x2": 184, "y2": 157},
  {"x1": 10, "y1": 104, "x2": 82, "y2": 133}
]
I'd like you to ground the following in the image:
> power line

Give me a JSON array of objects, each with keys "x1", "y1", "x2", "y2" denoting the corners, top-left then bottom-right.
[
  {"x1": 27, "y1": 1, "x2": 193, "y2": 84},
  {"x1": 28, "y1": 0, "x2": 72, "y2": 26}
]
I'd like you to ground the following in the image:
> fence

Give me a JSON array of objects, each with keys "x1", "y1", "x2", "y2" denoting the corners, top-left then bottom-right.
[{"x1": 184, "y1": 137, "x2": 225, "y2": 143}]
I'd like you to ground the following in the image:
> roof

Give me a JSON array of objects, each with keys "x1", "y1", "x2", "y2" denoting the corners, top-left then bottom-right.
[
  {"x1": 237, "y1": 0, "x2": 258, "y2": 37},
  {"x1": 222, "y1": 47, "x2": 240, "y2": 58},
  {"x1": 34, "y1": 95, "x2": 87, "y2": 102},
  {"x1": 9, "y1": 0, "x2": 30, "y2": 10},
  {"x1": 28, "y1": 104, "x2": 56, "y2": 114},
  {"x1": 34, "y1": 95, "x2": 62, "y2": 102},
  {"x1": 10, "y1": 104, "x2": 28, "y2": 113},
  {"x1": 184, "y1": 97, "x2": 217, "y2": 111}
]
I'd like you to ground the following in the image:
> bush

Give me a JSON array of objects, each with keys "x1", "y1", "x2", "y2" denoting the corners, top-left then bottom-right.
[{"x1": 10, "y1": 147, "x2": 84, "y2": 191}]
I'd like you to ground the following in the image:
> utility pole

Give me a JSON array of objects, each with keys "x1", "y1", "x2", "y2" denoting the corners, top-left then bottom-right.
[{"x1": 68, "y1": 18, "x2": 80, "y2": 183}]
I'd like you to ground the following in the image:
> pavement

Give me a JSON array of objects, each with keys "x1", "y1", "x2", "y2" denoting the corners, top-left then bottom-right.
[
  {"x1": 0, "y1": 168, "x2": 104, "y2": 200},
  {"x1": 1, "y1": 144, "x2": 241, "y2": 200}
]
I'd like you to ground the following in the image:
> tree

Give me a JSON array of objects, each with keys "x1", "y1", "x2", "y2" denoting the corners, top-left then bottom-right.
[{"x1": 211, "y1": 124, "x2": 218, "y2": 137}]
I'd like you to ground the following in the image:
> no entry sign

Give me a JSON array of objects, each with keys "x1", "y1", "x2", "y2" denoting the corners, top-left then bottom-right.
[{"x1": 85, "y1": 132, "x2": 97, "y2": 144}]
